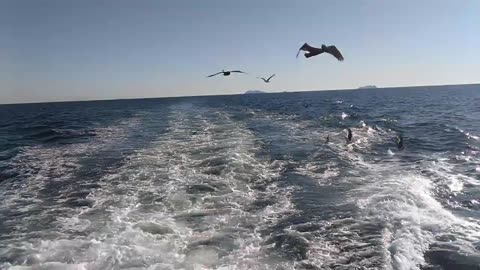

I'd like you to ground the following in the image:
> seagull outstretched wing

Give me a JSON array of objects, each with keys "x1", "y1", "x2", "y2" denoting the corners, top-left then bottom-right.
[
  {"x1": 296, "y1": 43, "x2": 317, "y2": 58},
  {"x1": 326, "y1": 45, "x2": 344, "y2": 61},
  {"x1": 231, "y1": 70, "x2": 247, "y2": 74},
  {"x1": 267, "y1": 74, "x2": 275, "y2": 81},
  {"x1": 207, "y1": 71, "x2": 223, "y2": 77}
]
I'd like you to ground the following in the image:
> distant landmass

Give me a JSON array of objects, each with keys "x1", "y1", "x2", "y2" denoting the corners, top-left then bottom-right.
[
  {"x1": 358, "y1": 85, "x2": 377, "y2": 89},
  {"x1": 244, "y1": 90, "x2": 267, "y2": 94}
]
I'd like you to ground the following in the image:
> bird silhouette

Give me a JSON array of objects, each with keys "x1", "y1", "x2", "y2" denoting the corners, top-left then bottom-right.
[
  {"x1": 345, "y1": 128, "x2": 353, "y2": 142},
  {"x1": 207, "y1": 70, "x2": 247, "y2": 77},
  {"x1": 296, "y1": 43, "x2": 344, "y2": 61},
  {"x1": 257, "y1": 74, "x2": 275, "y2": 83},
  {"x1": 396, "y1": 135, "x2": 404, "y2": 150}
]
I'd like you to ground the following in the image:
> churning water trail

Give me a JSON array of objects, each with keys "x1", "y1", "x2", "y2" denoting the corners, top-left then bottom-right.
[
  {"x1": 1, "y1": 103, "x2": 298, "y2": 270},
  {"x1": 1, "y1": 85, "x2": 480, "y2": 269}
]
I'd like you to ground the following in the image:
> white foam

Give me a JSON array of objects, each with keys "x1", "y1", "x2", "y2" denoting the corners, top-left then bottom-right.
[
  {"x1": 351, "y1": 157, "x2": 480, "y2": 270},
  {"x1": 5, "y1": 104, "x2": 480, "y2": 269},
  {"x1": 430, "y1": 157, "x2": 480, "y2": 187},
  {"x1": 354, "y1": 173, "x2": 443, "y2": 268},
  {"x1": 453, "y1": 126, "x2": 479, "y2": 140},
  {"x1": 286, "y1": 119, "x2": 480, "y2": 269},
  {"x1": 6, "y1": 262, "x2": 88, "y2": 270},
  {"x1": 466, "y1": 133, "x2": 479, "y2": 140},
  {"x1": 447, "y1": 176, "x2": 464, "y2": 193},
  {"x1": 259, "y1": 111, "x2": 480, "y2": 269},
  {"x1": 4, "y1": 106, "x2": 295, "y2": 269}
]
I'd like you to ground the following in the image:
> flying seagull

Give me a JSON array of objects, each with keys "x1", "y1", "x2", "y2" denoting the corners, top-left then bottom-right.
[
  {"x1": 207, "y1": 70, "x2": 247, "y2": 77},
  {"x1": 296, "y1": 43, "x2": 344, "y2": 61},
  {"x1": 257, "y1": 74, "x2": 275, "y2": 83}
]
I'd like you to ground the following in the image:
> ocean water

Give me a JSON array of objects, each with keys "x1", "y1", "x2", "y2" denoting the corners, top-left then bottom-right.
[{"x1": 1, "y1": 85, "x2": 480, "y2": 270}]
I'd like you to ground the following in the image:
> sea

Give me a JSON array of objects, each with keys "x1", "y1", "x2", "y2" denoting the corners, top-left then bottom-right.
[{"x1": 1, "y1": 84, "x2": 480, "y2": 270}]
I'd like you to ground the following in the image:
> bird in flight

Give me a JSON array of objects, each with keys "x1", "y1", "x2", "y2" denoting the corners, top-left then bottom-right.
[
  {"x1": 257, "y1": 74, "x2": 275, "y2": 83},
  {"x1": 207, "y1": 70, "x2": 247, "y2": 77},
  {"x1": 296, "y1": 43, "x2": 344, "y2": 61}
]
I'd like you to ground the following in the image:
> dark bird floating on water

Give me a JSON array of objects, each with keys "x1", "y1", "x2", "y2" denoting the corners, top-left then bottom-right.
[
  {"x1": 397, "y1": 135, "x2": 404, "y2": 150},
  {"x1": 207, "y1": 70, "x2": 247, "y2": 77},
  {"x1": 346, "y1": 128, "x2": 353, "y2": 142},
  {"x1": 257, "y1": 74, "x2": 276, "y2": 83},
  {"x1": 296, "y1": 43, "x2": 344, "y2": 61}
]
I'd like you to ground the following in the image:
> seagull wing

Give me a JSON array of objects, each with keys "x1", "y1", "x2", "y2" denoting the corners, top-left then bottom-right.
[
  {"x1": 326, "y1": 45, "x2": 344, "y2": 61},
  {"x1": 296, "y1": 43, "x2": 316, "y2": 58},
  {"x1": 231, "y1": 70, "x2": 247, "y2": 74},
  {"x1": 296, "y1": 43, "x2": 308, "y2": 58},
  {"x1": 296, "y1": 49, "x2": 302, "y2": 58},
  {"x1": 207, "y1": 71, "x2": 223, "y2": 77},
  {"x1": 267, "y1": 74, "x2": 276, "y2": 81}
]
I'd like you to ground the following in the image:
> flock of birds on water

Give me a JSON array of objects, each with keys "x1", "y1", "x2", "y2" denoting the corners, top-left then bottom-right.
[{"x1": 207, "y1": 41, "x2": 405, "y2": 150}]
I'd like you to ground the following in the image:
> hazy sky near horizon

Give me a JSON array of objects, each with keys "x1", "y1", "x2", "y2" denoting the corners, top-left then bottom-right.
[{"x1": 1, "y1": 0, "x2": 479, "y2": 104}]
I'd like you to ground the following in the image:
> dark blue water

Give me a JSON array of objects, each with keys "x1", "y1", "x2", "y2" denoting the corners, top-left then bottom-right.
[{"x1": 1, "y1": 85, "x2": 480, "y2": 270}]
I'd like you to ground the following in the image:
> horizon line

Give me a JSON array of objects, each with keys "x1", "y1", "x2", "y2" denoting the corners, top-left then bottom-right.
[{"x1": 1, "y1": 82, "x2": 479, "y2": 106}]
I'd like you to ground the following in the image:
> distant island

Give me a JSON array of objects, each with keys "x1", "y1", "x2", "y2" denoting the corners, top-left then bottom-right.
[
  {"x1": 244, "y1": 90, "x2": 267, "y2": 94},
  {"x1": 358, "y1": 85, "x2": 377, "y2": 89}
]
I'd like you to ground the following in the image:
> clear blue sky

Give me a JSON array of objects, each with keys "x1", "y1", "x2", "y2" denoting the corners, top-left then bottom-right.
[{"x1": 1, "y1": 0, "x2": 479, "y2": 104}]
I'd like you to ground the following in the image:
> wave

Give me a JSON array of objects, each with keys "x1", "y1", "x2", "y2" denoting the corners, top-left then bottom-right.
[
  {"x1": 242, "y1": 109, "x2": 480, "y2": 269},
  {"x1": 24, "y1": 128, "x2": 96, "y2": 143},
  {"x1": 2, "y1": 90, "x2": 480, "y2": 270},
  {"x1": 455, "y1": 126, "x2": 480, "y2": 141},
  {"x1": 0, "y1": 115, "x2": 144, "y2": 269},
  {"x1": 1, "y1": 106, "x2": 296, "y2": 270}
]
